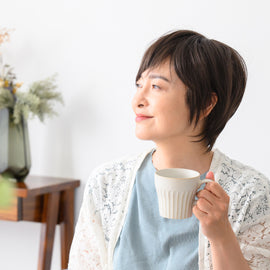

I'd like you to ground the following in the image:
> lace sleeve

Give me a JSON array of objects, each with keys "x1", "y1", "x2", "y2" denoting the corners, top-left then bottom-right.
[
  {"x1": 208, "y1": 151, "x2": 270, "y2": 270},
  {"x1": 68, "y1": 174, "x2": 107, "y2": 270},
  {"x1": 237, "y1": 174, "x2": 270, "y2": 269},
  {"x1": 238, "y1": 216, "x2": 270, "y2": 269}
]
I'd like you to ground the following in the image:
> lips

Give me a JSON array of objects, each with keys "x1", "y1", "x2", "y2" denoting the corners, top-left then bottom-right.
[{"x1": 135, "y1": 114, "x2": 153, "y2": 122}]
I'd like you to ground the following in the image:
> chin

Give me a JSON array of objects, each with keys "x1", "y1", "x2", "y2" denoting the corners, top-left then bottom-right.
[{"x1": 135, "y1": 130, "x2": 154, "y2": 141}]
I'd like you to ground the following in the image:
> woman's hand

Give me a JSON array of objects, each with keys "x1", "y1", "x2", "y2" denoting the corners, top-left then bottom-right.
[
  {"x1": 192, "y1": 171, "x2": 231, "y2": 244},
  {"x1": 193, "y1": 171, "x2": 252, "y2": 269}
]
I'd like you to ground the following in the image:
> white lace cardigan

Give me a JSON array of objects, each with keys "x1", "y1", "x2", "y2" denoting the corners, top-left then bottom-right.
[{"x1": 68, "y1": 148, "x2": 270, "y2": 270}]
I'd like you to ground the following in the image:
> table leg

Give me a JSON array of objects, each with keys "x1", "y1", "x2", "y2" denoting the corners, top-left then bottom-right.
[
  {"x1": 60, "y1": 189, "x2": 75, "y2": 270},
  {"x1": 38, "y1": 192, "x2": 60, "y2": 270}
]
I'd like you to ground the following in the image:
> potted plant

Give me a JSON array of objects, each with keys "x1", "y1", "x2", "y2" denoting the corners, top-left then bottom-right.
[{"x1": 0, "y1": 27, "x2": 63, "y2": 182}]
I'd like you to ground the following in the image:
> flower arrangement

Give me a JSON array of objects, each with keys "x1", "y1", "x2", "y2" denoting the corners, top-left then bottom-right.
[
  {"x1": 0, "y1": 65, "x2": 63, "y2": 124},
  {"x1": 0, "y1": 27, "x2": 63, "y2": 125},
  {"x1": 0, "y1": 27, "x2": 64, "y2": 183}
]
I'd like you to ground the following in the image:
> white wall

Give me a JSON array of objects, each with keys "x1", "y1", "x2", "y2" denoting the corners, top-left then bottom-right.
[{"x1": 1, "y1": 0, "x2": 269, "y2": 269}]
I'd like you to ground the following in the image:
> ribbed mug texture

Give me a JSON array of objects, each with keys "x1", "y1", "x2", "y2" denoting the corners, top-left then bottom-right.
[
  {"x1": 155, "y1": 168, "x2": 209, "y2": 220},
  {"x1": 155, "y1": 188, "x2": 197, "y2": 219}
]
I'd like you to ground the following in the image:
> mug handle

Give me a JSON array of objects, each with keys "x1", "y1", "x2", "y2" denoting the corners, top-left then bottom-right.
[
  {"x1": 192, "y1": 179, "x2": 213, "y2": 207},
  {"x1": 198, "y1": 178, "x2": 213, "y2": 188}
]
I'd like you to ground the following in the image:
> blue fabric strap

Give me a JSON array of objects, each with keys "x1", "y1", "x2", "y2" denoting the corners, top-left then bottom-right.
[{"x1": 113, "y1": 151, "x2": 201, "y2": 270}]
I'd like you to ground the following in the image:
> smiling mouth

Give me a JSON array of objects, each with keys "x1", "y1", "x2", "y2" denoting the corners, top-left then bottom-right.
[{"x1": 135, "y1": 116, "x2": 153, "y2": 122}]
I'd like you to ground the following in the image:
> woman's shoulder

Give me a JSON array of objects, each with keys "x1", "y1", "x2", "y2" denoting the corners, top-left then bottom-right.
[
  {"x1": 92, "y1": 148, "x2": 151, "y2": 175},
  {"x1": 213, "y1": 148, "x2": 270, "y2": 188},
  {"x1": 213, "y1": 149, "x2": 270, "y2": 227},
  {"x1": 86, "y1": 148, "x2": 153, "y2": 188}
]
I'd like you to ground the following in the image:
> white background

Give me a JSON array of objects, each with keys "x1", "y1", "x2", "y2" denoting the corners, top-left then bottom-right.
[{"x1": 0, "y1": 0, "x2": 269, "y2": 269}]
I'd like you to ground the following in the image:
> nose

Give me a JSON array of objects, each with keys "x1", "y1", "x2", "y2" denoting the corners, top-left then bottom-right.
[{"x1": 132, "y1": 84, "x2": 149, "y2": 110}]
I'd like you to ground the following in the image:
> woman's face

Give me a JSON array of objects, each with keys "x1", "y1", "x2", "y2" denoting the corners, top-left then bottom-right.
[{"x1": 132, "y1": 59, "x2": 200, "y2": 143}]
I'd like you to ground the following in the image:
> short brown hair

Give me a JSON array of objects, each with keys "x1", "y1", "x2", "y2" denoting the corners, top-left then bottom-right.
[{"x1": 136, "y1": 30, "x2": 247, "y2": 151}]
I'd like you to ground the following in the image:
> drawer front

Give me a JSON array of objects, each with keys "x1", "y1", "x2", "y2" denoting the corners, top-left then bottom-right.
[{"x1": 0, "y1": 197, "x2": 21, "y2": 221}]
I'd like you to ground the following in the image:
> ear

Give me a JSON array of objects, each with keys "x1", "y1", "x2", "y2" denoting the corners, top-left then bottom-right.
[{"x1": 200, "y1": 92, "x2": 218, "y2": 120}]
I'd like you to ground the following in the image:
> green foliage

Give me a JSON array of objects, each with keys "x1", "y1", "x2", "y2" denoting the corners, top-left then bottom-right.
[
  {"x1": 0, "y1": 87, "x2": 14, "y2": 109},
  {"x1": 12, "y1": 74, "x2": 64, "y2": 124},
  {"x1": 0, "y1": 69, "x2": 64, "y2": 125}
]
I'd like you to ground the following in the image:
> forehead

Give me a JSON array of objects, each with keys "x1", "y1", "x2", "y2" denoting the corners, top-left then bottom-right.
[{"x1": 140, "y1": 60, "x2": 179, "y2": 85}]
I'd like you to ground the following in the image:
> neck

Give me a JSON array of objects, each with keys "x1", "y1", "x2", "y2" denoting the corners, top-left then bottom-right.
[{"x1": 152, "y1": 139, "x2": 213, "y2": 175}]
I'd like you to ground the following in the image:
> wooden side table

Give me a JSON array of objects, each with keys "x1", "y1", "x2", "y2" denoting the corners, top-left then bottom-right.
[{"x1": 0, "y1": 175, "x2": 80, "y2": 270}]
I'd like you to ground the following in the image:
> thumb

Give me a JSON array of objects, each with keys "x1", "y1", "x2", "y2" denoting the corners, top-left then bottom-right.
[{"x1": 206, "y1": 171, "x2": 215, "y2": 181}]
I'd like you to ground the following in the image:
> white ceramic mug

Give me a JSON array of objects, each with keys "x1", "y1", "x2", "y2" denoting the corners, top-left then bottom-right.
[{"x1": 155, "y1": 168, "x2": 212, "y2": 219}]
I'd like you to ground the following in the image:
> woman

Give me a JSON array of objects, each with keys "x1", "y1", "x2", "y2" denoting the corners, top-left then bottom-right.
[{"x1": 68, "y1": 30, "x2": 270, "y2": 269}]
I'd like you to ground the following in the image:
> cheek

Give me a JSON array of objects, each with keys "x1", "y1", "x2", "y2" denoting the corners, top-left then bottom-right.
[
  {"x1": 158, "y1": 100, "x2": 190, "y2": 128},
  {"x1": 159, "y1": 99, "x2": 185, "y2": 118}
]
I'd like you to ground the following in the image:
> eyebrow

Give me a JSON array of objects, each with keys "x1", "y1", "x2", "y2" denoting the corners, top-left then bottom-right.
[{"x1": 148, "y1": 74, "x2": 171, "y2": 83}]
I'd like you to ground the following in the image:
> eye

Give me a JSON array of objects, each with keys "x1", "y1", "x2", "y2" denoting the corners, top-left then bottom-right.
[
  {"x1": 135, "y1": 82, "x2": 142, "y2": 88},
  {"x1": 152, "y1": 84, "x2": 161, "y2": 90}
]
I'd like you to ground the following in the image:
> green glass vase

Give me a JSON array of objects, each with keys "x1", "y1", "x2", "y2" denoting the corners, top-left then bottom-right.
[{"x1": 0, "y1": 108, "x2": 31, "y2": 182}]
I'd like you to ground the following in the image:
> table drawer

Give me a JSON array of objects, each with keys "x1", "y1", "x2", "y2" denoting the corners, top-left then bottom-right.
[{"x1": 0, "y1": 196, "x2": 21, "y2": 221}]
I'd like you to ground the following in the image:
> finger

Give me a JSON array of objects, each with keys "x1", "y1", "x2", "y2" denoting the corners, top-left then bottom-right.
[
  {"x1": 204, "y1": 171, "x2": 218, "y2": 197},
  {"x1": 205, "y1": 181, "x2": 228, "y2": 200},
  {"x1": 196, "y1": 189, "x2": 215, "y2": 205},
  {"x1": 196, "y1": 197, "x2": 213, "y2": 213},
  {"x1": 206, "y1": 171, "x2": 215, "y2": 181},
  {"x1": 193, "y1": 204, "x2": 207, "y2": 219}
]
